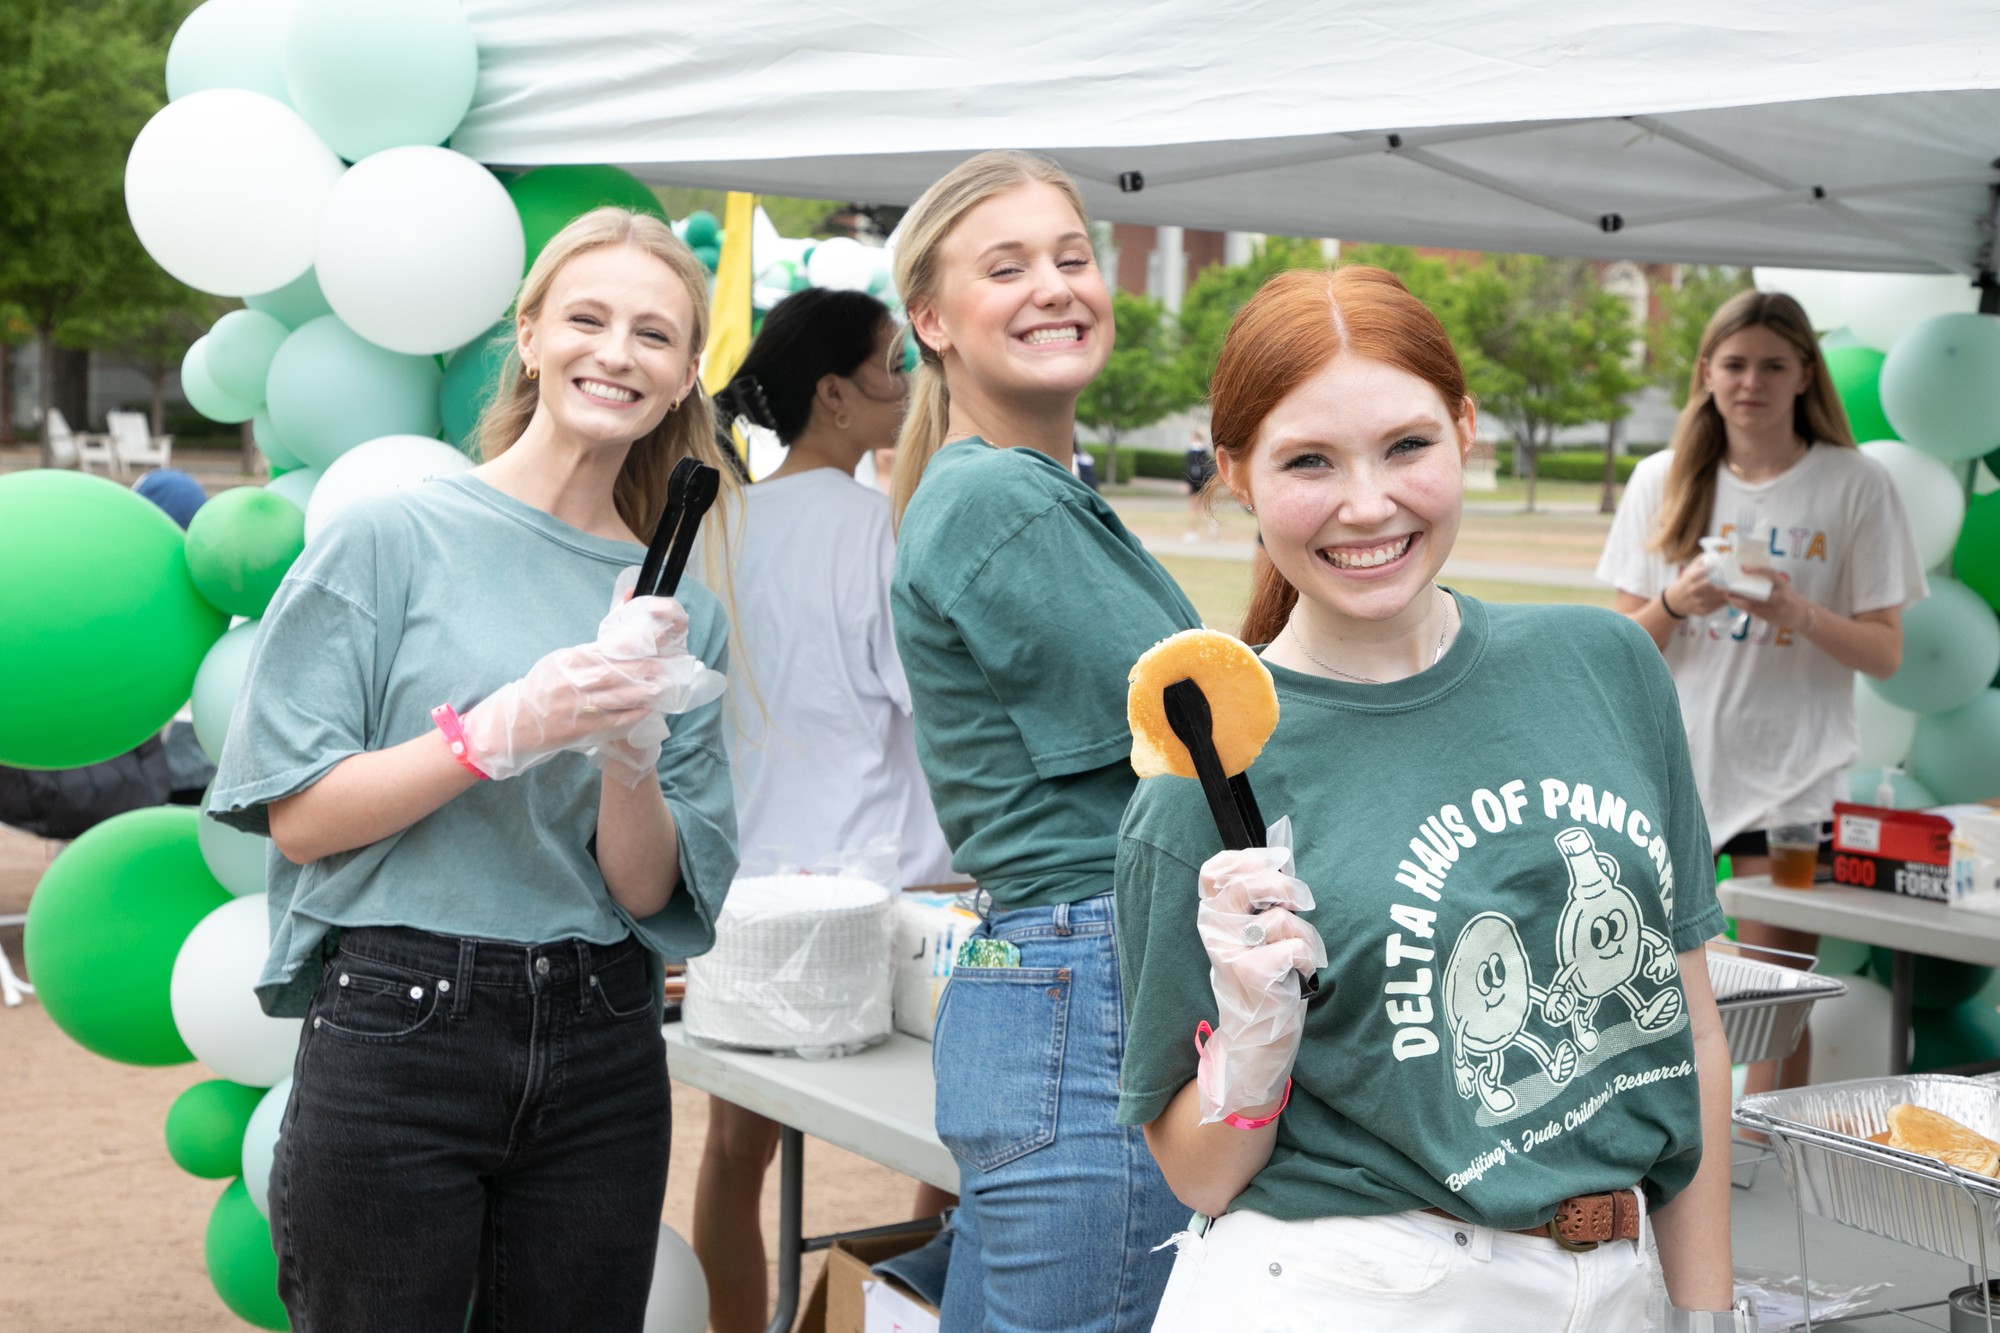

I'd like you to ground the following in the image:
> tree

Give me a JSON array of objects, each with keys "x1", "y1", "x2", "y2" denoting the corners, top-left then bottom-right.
[
  {"x1": 1452, "y1": 256, "x2": 1641, "y2": 513},
  {"x1": 0, "y1": 0, "x2": 188, "y2": 462},
  {"x1": 1649, "y1": 265, "x2": 1752, "y2": 405},
  {"x1": 0, "y1": 305, "x2": 30, "y2": 444},
  {"x1": 59, "y1": 258, "x2": 219, "y2": 437},
  {"x1": 1173, "y1": 236, "x2": 1328, "y2": 403},
  {"x1": 1075, "y1": 290, "x2": 1191, "y2": 482}
]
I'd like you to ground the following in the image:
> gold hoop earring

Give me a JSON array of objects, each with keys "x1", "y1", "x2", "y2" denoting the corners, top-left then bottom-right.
[
  {"x1": 525, "y1": 365, "x2": 539, "y2": 381},
  {"x1": 835, "y1": 413, "x2": 852, "y2": 430}
]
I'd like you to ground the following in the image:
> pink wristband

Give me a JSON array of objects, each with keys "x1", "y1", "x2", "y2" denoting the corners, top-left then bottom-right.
[
  {"x1": 1194, "y1": 1021, "x2": 1292, "y2": 1130},
  {"x1": 431, "y1": 703, "x2": 490, "y2": 780}
]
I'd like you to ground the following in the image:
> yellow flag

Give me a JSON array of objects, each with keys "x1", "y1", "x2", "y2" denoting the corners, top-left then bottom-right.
[{"x1": 701, "y1": 192, "x2": 756, "y2": 397}]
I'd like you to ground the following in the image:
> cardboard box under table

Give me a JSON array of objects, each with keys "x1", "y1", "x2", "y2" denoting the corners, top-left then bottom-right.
[{"x1": 795, "y1": 1225, "x2": 941, "y2": 1333}]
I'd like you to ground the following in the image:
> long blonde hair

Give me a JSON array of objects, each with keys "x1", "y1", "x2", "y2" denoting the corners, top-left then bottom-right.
[
  {"x1": 888, "y1": 151, "x2": 1091, "y2": 526},
  {"x1": 476, "y1": 206, "x2": 742, "y2": 546},
  {"x1": 1651, "y1": 289, "x2": 1855, "y2": 563}
]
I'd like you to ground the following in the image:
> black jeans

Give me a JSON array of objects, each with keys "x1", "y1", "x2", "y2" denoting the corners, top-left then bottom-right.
[{"x1": 272, "y1": 926, "x2": 671, "y2": 1333}]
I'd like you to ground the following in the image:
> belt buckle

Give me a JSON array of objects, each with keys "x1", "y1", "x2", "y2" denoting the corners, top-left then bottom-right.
[{"x1": 1547, "y1": 1217, "x2": 1599, "y2": 1252}]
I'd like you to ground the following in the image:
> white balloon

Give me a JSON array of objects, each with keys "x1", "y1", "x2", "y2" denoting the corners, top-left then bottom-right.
[
  {"x1": 805, "y1": 236, "x2": 882, "y2": 293},
  {"x1": 315, "y1": 147, "x2": 525, "y2": 356},
  {"x1": 265, "y1": 466, "x2": 322, "y2": 514},
  {"x1": 242, "y1": 1076, "x2": 291, "y2": 1219},
  {"x1": 1841, "y1": 271, "x2": 1980, "y2": 353},
  {"x1": 1854, "y1": 674, "x2": 1920, "y2": 769},
  {"x1": 197, "y1": 783, "x2": 270, "y2": 896},
  {"x1": 1807, "y1": 972, "x2": 1897, "y2": 1084},
  {"x1": 1753, "y1": 267, "x2": 1847, "y2": 333},
  {"x1": 1859, "y1": 440, "x2": 1966, "y2": 570},
  {"x1": 125, "y1": 89, "x2": 344, "y2": 297},
  {"x1": 305, "y1": 435, "x2": 474, "y2": 542},
  {"x1": 170, "y1": 895, "x2": 302, "y2": 1087},
  {"x1": 642, "y1": 1225, "x2": 709, "y2": 1333}
]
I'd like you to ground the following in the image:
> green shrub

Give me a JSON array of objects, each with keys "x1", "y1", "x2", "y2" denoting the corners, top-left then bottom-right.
[{"x1": 1494, "y1": 449, "x2": 1640, "y2": 483}]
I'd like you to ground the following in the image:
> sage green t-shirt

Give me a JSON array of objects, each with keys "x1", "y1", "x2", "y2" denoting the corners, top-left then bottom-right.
[
  {"x1": 1115, "y1": 596, "x2": 1724, "y2": 1231},
  {"x1": 892, "y1": 439, "x2": 1200, "y2": 909},
  {"x1": 207, "y1": 474, "x2": 740, "y2": 1017}
]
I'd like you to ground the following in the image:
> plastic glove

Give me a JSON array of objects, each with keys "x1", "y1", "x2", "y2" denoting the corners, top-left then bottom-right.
[
  {"x1": 1193, "y1": 816, "x2": 1328, "y2": 1124},
  {"x1": 582, "y1": 575, "x2": 727, "y2": 786},
  {"x1": 459, "y1": 641, "x2": 680, "y2": 780}
]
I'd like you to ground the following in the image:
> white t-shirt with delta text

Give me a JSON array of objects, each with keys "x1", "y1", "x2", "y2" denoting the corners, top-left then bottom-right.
[
  {"x1": 721, "y1": 468, "x2": 961, "y2": 886},
  {"x1": 1597, "y1": 445, "x2": 1928, "y2": 846}
]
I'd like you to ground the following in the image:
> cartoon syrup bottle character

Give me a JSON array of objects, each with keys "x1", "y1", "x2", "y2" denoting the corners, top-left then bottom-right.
[{"x1": 1541, "y1": 827, "x2": 1681, "y2": 1049}]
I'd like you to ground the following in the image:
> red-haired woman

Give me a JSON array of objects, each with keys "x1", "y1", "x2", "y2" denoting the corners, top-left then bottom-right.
[{"x1": 1114, "y1": 268, "x2": 1747, "y2": 1330}]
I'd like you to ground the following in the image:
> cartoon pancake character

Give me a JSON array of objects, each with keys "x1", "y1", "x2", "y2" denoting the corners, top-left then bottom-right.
[
  {"x1": 1441, "y1": 911, "x2": 1578, "y2": 1115},
  {"x1": 1541, "y1": 827, "x2": 1681, "y2": 1049}
]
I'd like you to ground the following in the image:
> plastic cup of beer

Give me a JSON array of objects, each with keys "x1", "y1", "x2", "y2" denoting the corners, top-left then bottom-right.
[{"x1": 1768, "y1": 823, "x2": 1820, "y2": 889}]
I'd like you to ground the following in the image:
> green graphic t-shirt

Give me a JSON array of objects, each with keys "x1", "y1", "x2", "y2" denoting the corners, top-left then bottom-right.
[
  {"x1": 892, "y1": 438, "x2": 1200, "y2": 909},
  {"x1": 1115, "y1": 595, "x2": 1723, "y2": 1231}
]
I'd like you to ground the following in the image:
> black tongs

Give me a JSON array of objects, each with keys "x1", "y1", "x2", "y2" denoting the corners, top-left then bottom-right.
[
  {"x1": 1162, "y1": 679, "x2": 1266, "y2": 852},
  {"x1": 636, "y1": 458, "x2": 722, "y2": 599}
]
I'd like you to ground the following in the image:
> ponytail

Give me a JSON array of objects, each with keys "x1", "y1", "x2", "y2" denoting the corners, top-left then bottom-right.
[
  {"x1": 1240, "y1": 546, "x2": 1299, "y2": 646},
  {"x1": 890, "y1": 356, "x2": 951, "y2": 527}
]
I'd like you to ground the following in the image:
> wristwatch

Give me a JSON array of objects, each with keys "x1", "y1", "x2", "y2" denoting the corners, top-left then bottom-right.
[{"x1": 1666, "y1": 1298, "x2": 1758, "y2": 1332}]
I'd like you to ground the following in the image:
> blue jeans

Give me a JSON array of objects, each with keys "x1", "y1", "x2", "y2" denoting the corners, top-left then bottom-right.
[
  {"x1": 271, "y1": 926, "x2": 671, "y2": 1333},
  {"x1": 933, "y1": 891, "x2": 1182, "y2": 1332}
]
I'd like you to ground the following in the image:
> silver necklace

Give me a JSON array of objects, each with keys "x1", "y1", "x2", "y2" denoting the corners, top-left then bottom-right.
[{"x1": 1289, "y1": 589, "x2": 1454, "y2": 684}]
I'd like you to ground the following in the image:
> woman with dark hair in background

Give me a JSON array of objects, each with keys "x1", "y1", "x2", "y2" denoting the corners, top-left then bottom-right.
[{"x1": 694, "y1": 288, "x2": 963, "y2": 1333}]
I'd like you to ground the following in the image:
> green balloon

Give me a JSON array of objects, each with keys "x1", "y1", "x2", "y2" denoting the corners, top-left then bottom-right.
[
  {"x1": 167, "y1": 1080, "x2": 267, "y2": 1179},
  {"x1": 0, "y1": 471, "x2": 226, "y2": 769},
  {"x1": 439, "y1": 322, "x2": 512, "y2": 451},
  {"x1": 1910, "y1": 689, "x2": 2000, "y2": 802},
  {"x1": 185, "y1": 487, "x2": 305, "y2": 619},
  {"x1": 1823, "y1": 345, "x2": 1895, "y2": 443},
  {"x1": 683, "y1": 210, "x2": 720, "y2": 250},
  {"x1": 1868, "y1": 948, "x2": 1994, "y2": 1011},
  {"x1": 265, "y1": 316, "x2": 442, "y2": 470},
  {"x1": 1879, "y1": 312, "x2": 2000, "y2": 462},
  {"x1": 206, "y1": 310, "x2": 290, "y2": 405},
  {"x1": 245, "y1": 268, "x2": 334, "y2": 330},
  {"x1": 1912, "y1": 997, "x2": 2000, "y2": 1072},
  {"x1": 251, "y1": 410, "x2": 303, "y2": 472},
  {"x1": 182, "y1": 338, "x2": 258, "y2": 425},
  {"x1": 24, "y1": 808, "x2": 230, "y2": 1064},
  {"x1": 206, "y1": 1178, "x2": 290, "y2": 1330},
  {"x1": 692, "y1": 243, "x2": 720, "y2": 274},
  {"x1": 505, "y1": 165, "x2": 667, "y2": 273},
  {"x1": 1957, "y1": 490, "x2": 2000, "y2": 612},
  {"x1": 1865, "y1": 577, "x2": 2000, "y2": 714},
  {"x1": 282, "y1": 0, "x2": 476, "y2": 163}
]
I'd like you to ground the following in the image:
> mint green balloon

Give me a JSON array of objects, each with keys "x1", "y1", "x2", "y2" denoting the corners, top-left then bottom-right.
[
  {"x1": 251, "y1": 410, "x2": 302, "y2": 471},
  {"x1": 1824, "y1": 345, "x2": 1894, "y2": 443},
  {"x1": 165, "y1": 0, "x2": 292, "y2": 105},
  {"x1": 166, "y1": 1079, "x2": 266, "y2": 1178},
  {"x1": 206, "y1": 1178, "x2": 290, "y2": 1330},
  {"x1": 283, "y1": 0, "x2": 476, "y2": 162},
  {"x1": 439, "y1": 322, "x2": 511, "y2": 450},
  {"x1": 265, "y1": 466, "x2": 320, "y2": 514},
  {"x1": 0, "y1": 471, "x2": 226, "y2": 769},
  {"x1": 185, "y1": 486, "x2": 305, "y2": 618},
  {"x1": 198, "y1": 782, "x2": 270, "y2": 896},
  {"x1": 245, "y1": 267, "x2": 333, "y2": 330},
  {"x1": 1820, "y1": 327, "x2": 1862, "y2": 351},
  {"x1": 23, "y1": 807, "x2": 230, "y2": 1065},
  {"x1": 206, "y1": 309, "x2": 289, "y2": 404},
  {"x1": 1880, "y1": 312, "x2": 2000, "y2": 462},
  {"x1": 182, "y1": 338, "x2": 258, "y2": 425},
  {"x1": 1910, "y1": 689, "x2": 2000, "y2": 802},
  {"x1": 192, "y1": 621, "x2": 260, "y2": 762},
  {"x1": 264, "y1": 316, "x2": 442, "y2": 469},
  {"x1": 1866, "y1": 577, "x2": 2000, "y2": 714}
]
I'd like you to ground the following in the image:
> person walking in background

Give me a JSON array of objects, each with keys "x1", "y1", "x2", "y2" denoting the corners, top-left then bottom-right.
[
  {"x1": 889, "y1": 150, "x2": 1199, "y2": 1331},
  {"x1": 1598, "y1": 288, "x2": 1923, "y2": 1097},
  {"x1": 1182, "y1": 423, "x2": 1217, "y2": 540},
  {"x1": 206, "y1": 208, "x2": 741, "y2": 1332},
  {"x1": 694, "y1": 287, "x2": 963, "y2": 1333}
]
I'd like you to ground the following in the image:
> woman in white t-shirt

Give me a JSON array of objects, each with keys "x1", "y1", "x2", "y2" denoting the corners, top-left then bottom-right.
[
  {"x1": 1598, "y1": 288, "x2": 1925, "y2": 1096},
  {"x1": 694, "y1": 288, "x2": 963, "y2": 1332}
]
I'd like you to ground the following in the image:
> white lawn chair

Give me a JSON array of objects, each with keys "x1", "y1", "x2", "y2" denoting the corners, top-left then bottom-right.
[
  {"x1": 108, "y1": 411, "x2": 171, "y2": 476},
  {"x1": 0, "y1": 915, "x2": 32, "y2": 1008},
  {"x1": 48, "y1": 409, "x2": 115, "y2": 475}
]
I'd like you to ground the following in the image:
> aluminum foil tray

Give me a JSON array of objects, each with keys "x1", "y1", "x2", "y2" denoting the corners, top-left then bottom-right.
[
  {"x1": 1706, "y1": 947, "x2": 1847, "y2": 1067},
  {"x1": 1735, "y1": 1074, "x2": 2000, "y2": 1265}
]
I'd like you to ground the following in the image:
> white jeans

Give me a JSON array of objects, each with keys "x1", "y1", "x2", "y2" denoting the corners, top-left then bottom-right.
[{"x1": 1149, "y1": 1206, "x2": 1651, "y2": 1333}]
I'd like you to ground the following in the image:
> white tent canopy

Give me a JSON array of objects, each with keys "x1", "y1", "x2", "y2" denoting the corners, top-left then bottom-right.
[{"x1": 453, "y1": 0, "x2": 2000, "y2": 278}]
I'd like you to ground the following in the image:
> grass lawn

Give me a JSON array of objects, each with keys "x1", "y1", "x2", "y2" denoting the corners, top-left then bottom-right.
[{"x1": 1151, "y1": 554, "x2": 1614, "y2": 634}]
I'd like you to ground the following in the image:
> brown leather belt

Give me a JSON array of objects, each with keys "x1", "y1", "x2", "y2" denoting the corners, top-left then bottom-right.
[{"x1": 1423, "y1": 1187, "x2": 1641, "y2": 1252}]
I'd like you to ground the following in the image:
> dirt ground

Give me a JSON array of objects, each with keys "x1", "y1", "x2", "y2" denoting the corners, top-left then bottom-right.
[{"x1": 0, "y1": 823, "x2": 916, "y2": 1333}]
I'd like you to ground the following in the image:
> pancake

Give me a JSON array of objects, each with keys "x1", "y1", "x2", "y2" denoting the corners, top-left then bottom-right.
[
  {"x1": 1128, "y1": 628, "x2": 1279, "y2": 780},
  {"x1": 1885, "y1": 1103, "x2": 2000, "y2": 1176}
]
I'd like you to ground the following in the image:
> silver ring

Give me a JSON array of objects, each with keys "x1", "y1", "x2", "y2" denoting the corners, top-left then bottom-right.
[{"x1": 1241, "y1": 921, "x2": 1267, "y2": 947}]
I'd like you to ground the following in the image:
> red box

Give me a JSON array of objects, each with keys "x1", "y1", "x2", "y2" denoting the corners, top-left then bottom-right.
[{"x1": 1831, "y1": 802, "x2": 1954, "y2": 901}]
